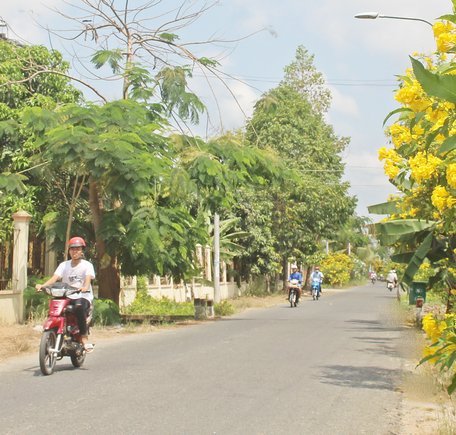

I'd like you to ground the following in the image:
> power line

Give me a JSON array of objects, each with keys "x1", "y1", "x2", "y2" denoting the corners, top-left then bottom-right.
[{"x1": 192, "y1": 73, "x2": 397, "y2": 87}]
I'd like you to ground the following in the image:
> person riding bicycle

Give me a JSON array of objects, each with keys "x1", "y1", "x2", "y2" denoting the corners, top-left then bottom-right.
[
  {"x1": 310, "y1": 266, "x2": 324, "y2": 295},
  {"x1": 36, "y1": 236, "x2": 95, "y2": 352},
  {"x1": 288, "y1": 264, "x2": 302, "y2": 304}
]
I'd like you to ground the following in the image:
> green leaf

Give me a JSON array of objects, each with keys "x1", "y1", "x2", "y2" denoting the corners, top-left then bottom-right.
[
  {"x1": 374, "y1": 219, "x2": 435, "y2": 245},
  {"x1": 0, "y1": 172, "x2": 27, "y2": 194},
  {"x1": 198, "y1": 57, "x2": 219, "y2": 67},
  {"x1": 390, "y1": 252, "x2": 414, "y2": 264},
  {"x1": 437, "y1": 14, "x2": 456, "y2": 25},
  {"x1": 447, "y1": 374, "x2": 456, "y2": 395},
  {"x1": 444, "y1": 349, "x2": 456, "y2": 370},
  {"x1": 383, "y1": 107, "x2": 413, "y2": 127},
  {"x1": 402, "y1": 232, "x2": 434, "y2": 285},
  {"x1": 367, "y1": 201, "x2": 398, "y2": 215},
  {"x1": 411, "y1": 56, "x2": 456, "y2": 104},
  {"x1": 437, "y1": 135, "x2": 456, "y2": 155},
  {"x1": 159, "y1": 33, "x2": 179, "y2": 42},
  {"x1": 91, "y1": 49, "x2": 123, "y2": 73}
]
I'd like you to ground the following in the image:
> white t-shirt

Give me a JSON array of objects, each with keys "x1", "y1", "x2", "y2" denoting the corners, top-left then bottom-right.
[
  {"x1": 54, "y1": 259, "x2": 96, "y2": 301},
  {"x1": 386, "y1": 272, "x2": 398, "y2": 283}
]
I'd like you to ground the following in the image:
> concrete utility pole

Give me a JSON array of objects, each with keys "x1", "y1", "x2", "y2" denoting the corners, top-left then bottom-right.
[{"x1": 213, "y1": 213, "x2": 221, "y2": 303}]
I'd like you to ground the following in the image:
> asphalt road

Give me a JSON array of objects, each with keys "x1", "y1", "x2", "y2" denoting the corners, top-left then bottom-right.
[{"x1": 0, "y1": 283, "x2": 408, "y2": 435}]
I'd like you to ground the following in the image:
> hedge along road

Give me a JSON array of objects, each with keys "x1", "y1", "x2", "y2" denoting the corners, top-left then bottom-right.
[{"x1": 0, "y1": 284, "x2": 408, "y2": 434}]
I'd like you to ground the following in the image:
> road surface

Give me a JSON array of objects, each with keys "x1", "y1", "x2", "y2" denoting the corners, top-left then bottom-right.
[{"x1": 0, "y1": 283, "x2": 408, "y2": 434}]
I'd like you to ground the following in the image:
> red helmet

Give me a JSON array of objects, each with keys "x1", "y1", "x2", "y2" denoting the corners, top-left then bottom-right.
[{"x1": 68, "y1": 236, "x2": 86, "y2": 248}]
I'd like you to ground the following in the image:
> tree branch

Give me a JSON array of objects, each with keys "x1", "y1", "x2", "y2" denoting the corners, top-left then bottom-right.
[{"x1": 0, "y1": 69, "x2": 108, "y2": 103}]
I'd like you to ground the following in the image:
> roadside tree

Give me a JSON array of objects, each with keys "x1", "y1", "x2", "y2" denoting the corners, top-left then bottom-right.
[
  {"x1": 245, "y1": 83, "x2": 355, "y2": 285},
  {"x1": 0, "y1": 39, "x2": 80, "y2": 242}
]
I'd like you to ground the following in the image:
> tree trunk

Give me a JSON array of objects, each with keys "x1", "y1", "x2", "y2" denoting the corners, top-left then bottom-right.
[
  {"x1": 88, "y1": 179, "x2": 121, "y2": 305},
  {"x1": 282, "y1": 256, "x2": 288, "y2": 292},
  {"x1": 304, "y1": 267, "x2": 311, "y2": 289}
]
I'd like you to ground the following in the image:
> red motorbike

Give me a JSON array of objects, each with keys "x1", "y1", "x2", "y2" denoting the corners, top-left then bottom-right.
[{"x1": 39, "y1": 284, "x2": 92, "y2": 375}]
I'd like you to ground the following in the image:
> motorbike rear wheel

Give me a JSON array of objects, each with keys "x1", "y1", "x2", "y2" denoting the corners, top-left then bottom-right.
[{"x1": 39, "y1": 330, "x2": 57, "y2": 376}]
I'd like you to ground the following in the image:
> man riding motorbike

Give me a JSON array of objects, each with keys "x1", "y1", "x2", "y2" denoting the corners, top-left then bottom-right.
[
  {"x1": 36, "y1": 236, "x2": 95, "y2": 352},
  {"x1": 288, "y1": 264, "x2": 302, "y2": 305},
  {"x1": 310, "y1": 266, "x2": 324, "y2": 295},
  {"x1": 386, "y1": 269, "x2": 398, "y2": 291}
]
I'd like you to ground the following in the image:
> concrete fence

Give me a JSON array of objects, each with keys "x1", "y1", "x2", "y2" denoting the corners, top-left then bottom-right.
[
  {"x1": 0, "y1": 211, "x2": 32, "y2": 324},
  {"x1": 0, "y1": 212, "x2": 244, "y2": 324}
]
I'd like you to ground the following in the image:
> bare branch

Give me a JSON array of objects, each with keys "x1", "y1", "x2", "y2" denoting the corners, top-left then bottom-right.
[
  {"x1": 24, "y1": 0, "x2": 272, "y2": 132},
  {"x1": 0, "y1": 69, "x2": 108, "y2": 103}
]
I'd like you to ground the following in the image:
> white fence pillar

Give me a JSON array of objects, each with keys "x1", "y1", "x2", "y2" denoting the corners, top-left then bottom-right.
[
  {"x1": 11, "y1": 211, "x2": 32, "y2": 323},
  {"x1": 205, "y1": 245, "x2": 212, "y2": 281}
]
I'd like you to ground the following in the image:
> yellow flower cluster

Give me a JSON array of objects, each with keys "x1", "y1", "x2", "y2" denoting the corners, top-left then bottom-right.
[
  {"x1": 388, "y1": 123, "x2": 427, "y2": 148},
  {"x1": 395, "y1": 80, "x2": 430, "y2": 112},
  {"x1": 447, "y1": 163, "x2": 456, "y2": 189},
  {"x1": 378, "y1": 147, "x2": 401, "y2": 162},
  {"x1": 425, "y1": 106, "x2": 450, "y2": 131},
  {"x1": 431, "y1": 185, "x2": 456, "y2": 211},
  {"x1": 388, "y1": 124, "x2": 412, "y2": 148},
  {"x1": 378, "y1": 147, "x2": 402, "y2": 179},
  {"x1": 433, "y1": 21, "x2": 456, "y2": 53},
  {"x1": 408, "y1": 151, "x2": 442, "y2": 183},
  {"x1": 422, "y1": 313, "x2": 446, "y2": 342}
]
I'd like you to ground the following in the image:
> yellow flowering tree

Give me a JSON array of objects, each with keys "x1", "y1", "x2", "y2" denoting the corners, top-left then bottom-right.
[{"x1": 371, "y1": 1, "x2": 456, "y2": 313}]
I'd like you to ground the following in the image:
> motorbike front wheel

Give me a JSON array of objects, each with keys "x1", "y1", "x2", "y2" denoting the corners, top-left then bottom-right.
[
  {"x1": 289, "y1": 292, "x2": 296, "y2": 307},
  {"x1": 39, "y1": 330, "x2": 57, "y2": 376},
  {"x1": 70, "y1": 344, "x2": 86, "y2": 368}
]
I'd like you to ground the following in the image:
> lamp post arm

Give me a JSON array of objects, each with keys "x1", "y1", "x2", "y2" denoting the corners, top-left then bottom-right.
[{"x1": 378, "y1": 14, "x2": 433, "y2": 27}]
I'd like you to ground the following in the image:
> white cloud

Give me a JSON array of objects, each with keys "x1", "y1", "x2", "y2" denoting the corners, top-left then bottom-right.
[
  {"x1": 2, "y1": 0, "x2": 63, "y2": 44},
  {"x1": 328, "y1": 86, "x2": 359, "y2": 117}
]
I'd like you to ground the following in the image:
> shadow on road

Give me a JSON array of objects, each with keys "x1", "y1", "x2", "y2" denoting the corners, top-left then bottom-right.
[
  {"x1": 345, "y1": 319, "x2": 404, "y2": 333},
  {"x1": 319, "y1": 364, "x2": 400, "y2": 391},
  {"x1": 352, "y1": 336, "x2": 398, "y2": 358}
]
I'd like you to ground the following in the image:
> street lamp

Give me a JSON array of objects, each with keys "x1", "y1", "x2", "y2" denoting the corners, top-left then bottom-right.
[{"x1": 354, "y1": 12, "x2": 433, "y2": 27}]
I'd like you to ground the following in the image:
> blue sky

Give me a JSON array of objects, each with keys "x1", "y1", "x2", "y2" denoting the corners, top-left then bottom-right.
[{"x1": 2, "y1": 0, "x2": 451, "y2": 217}]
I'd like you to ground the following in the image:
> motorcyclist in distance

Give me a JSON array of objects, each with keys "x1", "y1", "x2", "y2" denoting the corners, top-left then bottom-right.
[
  {"x1": 310, "y1": 266, "x2": 324, "y2": 294},
  {"x1": 288, "y1": 264, "x2": 302, "y2": 305},
  {"x1": 386, "y1": 269, "x2": 398, "y2": 289},
  {"x1": 35, "y1": 236, "x2": 95, "y2": 352},
  {"x1": 370, "y1": 271, "x2": 377, "y2": 284}
]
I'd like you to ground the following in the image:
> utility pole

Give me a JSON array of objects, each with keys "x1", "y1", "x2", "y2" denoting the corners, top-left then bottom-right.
[{"x1": 213, "y1": 213, "x2": 221, "y2": 303}]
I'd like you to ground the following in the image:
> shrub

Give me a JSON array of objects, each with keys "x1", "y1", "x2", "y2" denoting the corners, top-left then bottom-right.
[
  {"x1": 23, "y1": 286, "x2": 49, "y2": 321},
  {"x1": 244, "y1": 276, "x2": 270, "y2": 296},
  {"x1": 320, "y1": 253, "x2": 354, "y2": 286},
  {"x1": 124, "y1": 291, "x2": 194, "y2": 316},
  {"x1": 92, "y1": 298, "x2": 121, "y2": 326},
  {"x1": 215, "y1": 300, "x2": 235, "y2": 316}
]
